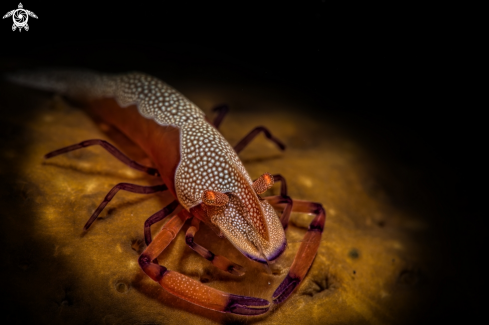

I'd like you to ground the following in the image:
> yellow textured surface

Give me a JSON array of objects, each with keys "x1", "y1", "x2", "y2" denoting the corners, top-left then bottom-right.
[{"x1": 0, "y1": 79, "x2": 442, "y2": 324}]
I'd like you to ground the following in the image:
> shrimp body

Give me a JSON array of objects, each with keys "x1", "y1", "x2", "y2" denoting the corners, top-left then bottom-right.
[
  {"x1": 9, "y1": 69, "x2": 286, "y2": 262},
  {"x1": 8, "y1": 69, "x2": 325, "y2": 315},
  {"x1": 113, "y1": 72, "x2": 287, "y2": 262}
]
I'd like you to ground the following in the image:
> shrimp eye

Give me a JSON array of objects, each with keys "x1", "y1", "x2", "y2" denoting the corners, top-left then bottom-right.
[
  {"x1": 202, "y1": 190, "x2": 229, "y2": 206},
  {"x1": 252, "y1": 173, "x2": 274, "y2": 194}
]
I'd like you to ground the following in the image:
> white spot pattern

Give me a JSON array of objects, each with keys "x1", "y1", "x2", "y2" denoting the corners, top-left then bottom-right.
[
  {"x1": 109, "y1": 73, "x2": 272, "y2": 240},
  {"x1": 212, "y1": 194, "x2": 285, "y2": 260},
  {"x1": 113, "y1": 73, "x2": 205, "y2": 125},
  {"x1": 8, "y1": 69, "x2": 286, "y2": 260}
]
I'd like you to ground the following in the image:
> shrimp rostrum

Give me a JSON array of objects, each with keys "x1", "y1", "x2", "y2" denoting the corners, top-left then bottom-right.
[{"x1": 7, "y1": 69, "x2": 326, "y2": 315}]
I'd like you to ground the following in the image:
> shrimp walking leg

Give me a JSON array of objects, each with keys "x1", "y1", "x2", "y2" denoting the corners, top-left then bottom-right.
[
  {"x1": 45, "y1": 139, "x2": 160, "y2": 176},
  {"x1": 185, "y1": 218, "x2": 245, "y2": 276},
  {"x1": 84, "y1": 183, "x2": 167, "y2": 231},
  {"x1": 265, "y1": 197, "x2": 326, "y2": 303},
  {"x1": 268, "y1": 174, "x2": 293, "y2": 229},
  {"x1": 212, "y1": 104, "x2": 229, "y2": 128},
  {"x1": 144, "y1": 200, "x2": 180, "y2": 246},
  {"x1": 139, "y1": 213, "x2": 270, "y2": 315},
  {"x1": 234, "y1": 126, "x2": 286, "y2": 153},
  {"x1": 211, "y1": 105, "x2": 285, "y2": 153}
]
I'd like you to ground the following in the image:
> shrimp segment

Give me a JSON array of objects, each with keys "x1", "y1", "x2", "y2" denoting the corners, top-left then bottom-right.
[
  {"x1": 139, "y1": 210, "x2": 269, "y2": 315},
  {"x1": 265, "y1": 197, "x2": 326, "y2": 303}
]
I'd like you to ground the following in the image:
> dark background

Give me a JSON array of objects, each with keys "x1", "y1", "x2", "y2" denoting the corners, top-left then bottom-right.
[{"x1": 0, "y1": 1, "x2": 480, "y2": 324}]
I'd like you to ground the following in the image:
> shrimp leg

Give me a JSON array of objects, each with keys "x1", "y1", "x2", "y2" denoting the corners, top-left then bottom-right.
[
  {"x1": 45, "y1": 139, "x2": 160, "y2": 176},
  {"x1": 211, "y1": 104, "x2": 285, "y2": 153},
  {"x1": 144, "y1": 200, "x2": 180, "y2": 246},
  {"x1": 270, "y1": 174, "x2": 293, "y2": 228},
  {"x1": 84, "y1": 183, "x2": 167, "y2": 231},
  {"x1": 211, "y1": 104, "x2": 229, "y2": 128},
  {"x1": 265, "y1": 197, "x2": 326, "y2": 304},
  {"x1": 234, "y1": 127, "x2": 286, "y2": 153},
  {"x1": 185, "y1": 218, "x2": 245, "y2": 276},
  {"x1": 139, "y1": 211, "x2": 270, "y2": 315}
]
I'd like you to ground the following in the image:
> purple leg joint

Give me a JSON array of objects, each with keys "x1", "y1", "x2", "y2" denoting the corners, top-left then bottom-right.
[
  {"x1": 272, "y1": 274, "x2": 300, "y2": 304},
  {"x1": 225, "y1": 294, "x2": 270, "y2": 315}
]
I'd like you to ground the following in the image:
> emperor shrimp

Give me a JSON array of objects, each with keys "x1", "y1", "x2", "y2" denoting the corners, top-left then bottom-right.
[{"x1": 7, "y1": 69, "x2": 326, "y2": 316}]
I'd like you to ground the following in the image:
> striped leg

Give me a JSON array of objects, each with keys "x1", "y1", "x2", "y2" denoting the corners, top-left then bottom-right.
[
  {"x1": 265, "y1": 197, "x2": 326, "y2": 304},
  {"x1": 139, "y1": 211, "x2": 270, "y2": 316},
  {"x1": 45, "y1": 139, "x2": 160, "y2": 176},
  {"x1": 84, "y1": 183, "x2": 167, "y2": 231},
  {"x1": 185, "y1": 218, "x2": 245, "y2": 276}
]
